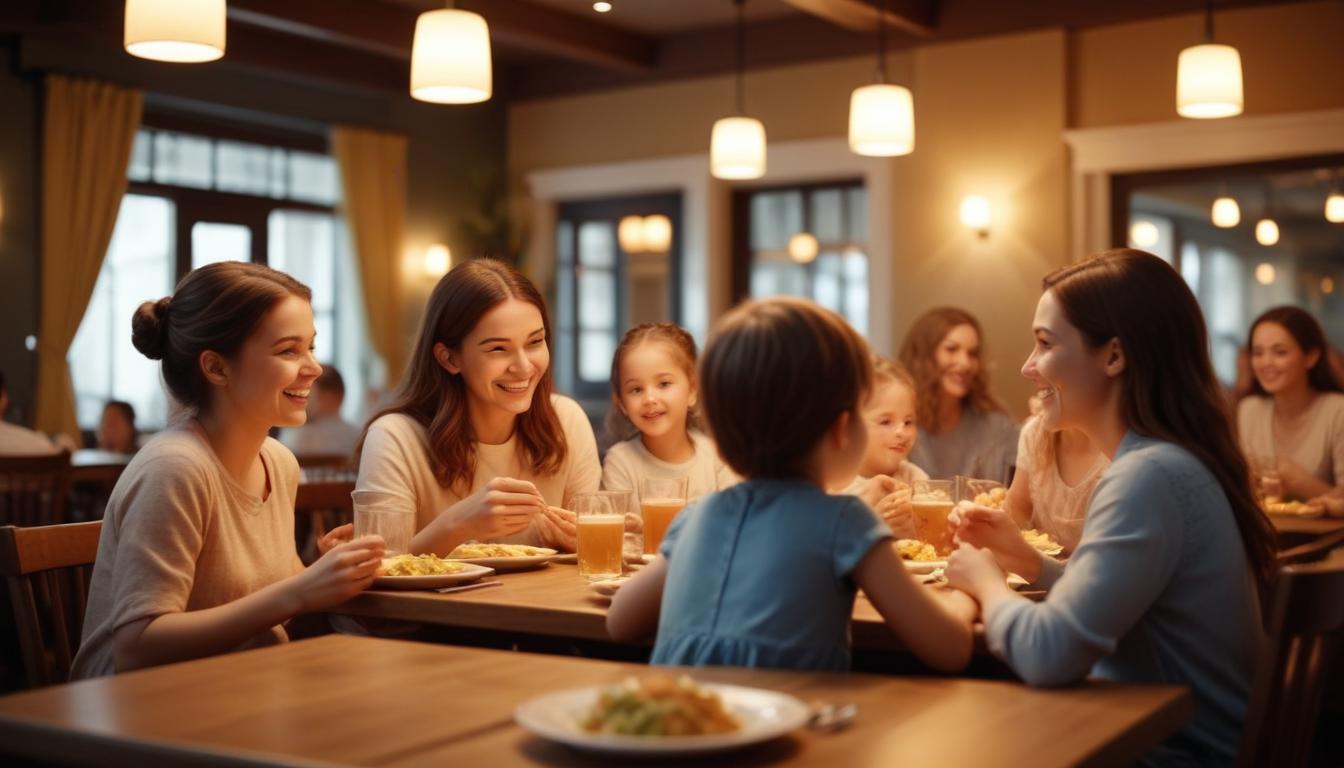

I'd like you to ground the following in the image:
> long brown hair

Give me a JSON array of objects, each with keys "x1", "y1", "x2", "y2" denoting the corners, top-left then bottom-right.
[
  {"x1": 1043, "y1": 249, "x2": 1276, "y2": 591},
  {"x1": 1246, "y1": 305, "x2": 1343, "y2": 397},
  {"x1": 132, "y1": 261, "x2": 312, "y2": 412},
  {"x1": 898, "y1": 307, "x2": 1005, "y2": 432},
  {"x1": 362, "y1": 259, "x2": 566, "y2": 493},
  {"x1": 605, "y1": 322, "x2": 702, "y2": 443}
]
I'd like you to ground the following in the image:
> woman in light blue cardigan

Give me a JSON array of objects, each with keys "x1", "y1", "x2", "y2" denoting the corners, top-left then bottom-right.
[{"x1": 946, "y1": 249, "x2": 1277, "y2": 767}]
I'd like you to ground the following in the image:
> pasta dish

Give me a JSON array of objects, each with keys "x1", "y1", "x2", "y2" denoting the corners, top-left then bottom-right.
[
  {"x1": 378, "y1": 554, "x2": 465, "y2": 577},
  {"x1": 581, "y1": 676, "x2": 739, "y2": 737},
  {"x1": 895, "y1": 539, "x2": 941, "y2": 562},
  {"x1": 449, "y1": 542, "x2": 552, "y2": 558}
]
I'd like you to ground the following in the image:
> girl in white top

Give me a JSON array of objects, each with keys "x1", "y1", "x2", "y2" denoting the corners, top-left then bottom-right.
[
  {"x1": 1237, "y1": 305, "x2": 1344, "y2": 500},
  {"x1": 839, "y1": 357, "x2": 926, "y2": 536},
  {"x1": 358, "y1": 259, "x2": 600, "y2": 555},
  {"x1": 1005, "y1": 414, "x2": 1107, "y2": 555},
  {"x1": 74, "y1": 262, "x2": 383, "y2": 678},
  {"x1": 601, "y1": 323, "x2": 737, "y2": 503}
]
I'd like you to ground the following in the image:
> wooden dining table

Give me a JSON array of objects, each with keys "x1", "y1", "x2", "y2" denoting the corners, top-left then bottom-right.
[{"x1": 0, "y1": 635, "x2": 1191, "y2": 767}]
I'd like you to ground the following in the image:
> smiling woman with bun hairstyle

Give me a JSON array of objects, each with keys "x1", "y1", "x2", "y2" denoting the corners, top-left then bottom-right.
[{"x1": 72, "y1": 262, "x2": 385, "y2": 679}]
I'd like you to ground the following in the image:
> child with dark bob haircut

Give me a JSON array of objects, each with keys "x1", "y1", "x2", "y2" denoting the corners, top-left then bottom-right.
[{"x1": 607, "y1": 297, "x2": 976, "y2": 672}]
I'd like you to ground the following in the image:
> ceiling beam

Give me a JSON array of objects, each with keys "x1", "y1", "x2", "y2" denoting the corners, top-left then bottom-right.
[
  {"x1": 780, "y1": 0, "x2": 937, "y2": 37},
  {"x1": 227, "y1": 0, "x2": 657, "y2": 73}
]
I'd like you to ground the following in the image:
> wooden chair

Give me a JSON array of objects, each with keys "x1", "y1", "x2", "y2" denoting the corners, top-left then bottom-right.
[
  {"x1": 0, "y1": 521, "x2": 101, "y2": 688},
  {"x1": 294, "y1": 480, "x2": 355, "y2": 564},
  {"x1": 1239, "y1": 545, "x2": 1344, "y2": 767},
  {"x1": 296, "y1": 453, "x2": 356, "y2": 483},
  {"x1": 0, "y1": 451, "x2": 72, "y2": 527}
]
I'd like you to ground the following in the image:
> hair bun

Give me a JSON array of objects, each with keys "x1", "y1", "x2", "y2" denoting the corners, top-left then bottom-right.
[{"x1": 131, "y1": 297, "x2": 171, "y2": 361}]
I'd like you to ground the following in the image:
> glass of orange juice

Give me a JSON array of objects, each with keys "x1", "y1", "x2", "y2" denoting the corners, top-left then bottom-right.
[
  {"x1": 910, "y1": 479, "x2": 956, "y2": 556},
  {"x1": 575, "y1": 492, "x2": 625, "y2": 581},
  {"x1": 640, "y1": 476, "x2": 689, "y2": 555}
]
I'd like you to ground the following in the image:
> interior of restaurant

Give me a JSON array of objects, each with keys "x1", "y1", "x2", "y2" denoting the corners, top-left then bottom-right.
[{"x1": 0, "y1": 1, "x2": 1343, "y2": 766}]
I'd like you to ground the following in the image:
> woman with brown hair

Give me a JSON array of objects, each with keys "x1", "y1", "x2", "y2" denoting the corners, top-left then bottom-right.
[
  {"x1": 357, "y1": 259, "x2": 600, "y2": 554},
  {"x1": 946, "y1": 249, "x2": 1275, "y2": 764},
  {"x1": 1238, "y1": 305, "x2": 1344, "y2": 500},
  {"x1": 898, "y1": 307, "x2": 1018, "y2": 483},
  {"x1": 73, "y1": 262, "x2": 386, "y2": 679}
]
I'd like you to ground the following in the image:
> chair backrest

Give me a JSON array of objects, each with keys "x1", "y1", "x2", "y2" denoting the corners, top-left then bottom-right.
[
  {"x1": 0, "y1": 521, "x2": 101, "y2": 688},
  {"x1": 0, "y1": 451, "x2": 72, "y2": 527},
  {"x1": 294, "y1": 480, "x2": 355, "y2": 564},
  {"x1": 1239, "y1": 546, "x2": 1344, "y2": 768},
  {"x1": 296, "y1": 454, "x2": 356, "y2": 483}
]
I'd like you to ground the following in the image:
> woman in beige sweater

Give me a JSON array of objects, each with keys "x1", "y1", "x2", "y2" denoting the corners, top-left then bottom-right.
[
  {"x1": 73, "y1": 263, "x2": 384, "y2": 679},
  {"x1": 357, "y1": 259, "x2": 600, "y2": 555}
]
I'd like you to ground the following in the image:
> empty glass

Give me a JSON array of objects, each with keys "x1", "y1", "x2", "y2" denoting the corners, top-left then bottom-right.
[{"x1": 350, "y1": 489, "x2": 415, "y2": 556}]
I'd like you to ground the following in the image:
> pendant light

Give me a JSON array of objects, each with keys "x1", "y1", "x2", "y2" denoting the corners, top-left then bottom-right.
[
  {"x1": 1327, "y1": 171, "x2": 1344, "y2": 224},
  {"x1": 848, "y1": 0, "x2": 914, "y2": 157},
  {"x1": 1176, "y1": 0, "x2": 1243, "y2": 119},
  {"x1": 711, "y1": 0, "x2": 766, "y2": 180},
  {"x1": 124, "y1": 0, "x2": 226, "y2": 63},
  {"x1": 1211, "y1": 182, "x2": 1240, "y2": 228},
  {"x1": 1255, "y1": 188, "x2": 1279, "y2": 246},
  {"x1": 410, "y1": 3, "x2": 492, "y2": 104}
]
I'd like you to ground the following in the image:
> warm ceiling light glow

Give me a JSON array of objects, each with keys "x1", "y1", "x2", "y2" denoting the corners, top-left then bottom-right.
[
  {"x1": 1177, "y1": 44, "x2": 1243, "y2": 119},
  {"x1": 410, "y1": 9, "x2": 492, "y2": 104},
  {"x1": 1327, "y1": 192, "x2": 1344, "y2": 224},
  {"x1": 642, "y1": 215, "x2": 672, "y2": 253},
  {"x1": 1255, "y1": 218, "x2": 1280, "y2": 246},
  {"x1": 1322, "y1": 276, "x2": 1336, "y2": 295},
  {"x1": 1129, "y1": 220, "x2": 1160, "y2": 248},
  {"x1": 423, "y1": 244, "x2": 451, "y2": 276},
  {"x1": 711, "y1": 116, "x2": 766, "y2": 180},
  {"x1": 124, "y1": 0, "x2": 225, "y2": 63},
  {"x1": 593, "y1": 1, "x2": 613, "y2": 11},
  {"x1": 1211, "y1": 196, "x2": 1241, "y2": 228},
  {"x1": 848, "y1": 84, "x2": 915, "y2": 157},
  {"x1": 618, "y1": 215, "x2": 645, "y2": 253},
  {"x1": 1255, "y1": 263, "x2": 1276, "y2": 285},
  {"x1": 788, "y1": 232, "x2": 819, "y2": 264},
  {"x1": 960, "y1": 195, "x2": 992, "y2": 234}
]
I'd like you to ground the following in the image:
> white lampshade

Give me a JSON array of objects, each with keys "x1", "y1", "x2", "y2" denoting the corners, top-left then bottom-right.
[
  {"x1": 1129, "y1": 220, "x2": 1160, "y2": 248},
  {"x1": 1211, "y1": 196, "x2": 1241, "y2": 227},
  {"x1": 1326, "y1": 193, "x2": 1344, "y2": 224},
  {"x1": 1177, "y1": 43, "x2": 1243, "y2": 119},
  {"x1": 960, "y1": 195, "x2": 992, "y2": 233},
  {"x1": 1255, "y1": 263, "x2": 1276, "y2": 285},
  {"x1": 848, "y1": 84, "x2": 914, "y2": 157},
  {"x1": 788, "y1": 232, "x2": 819, "y2": 264},
  {"x1": 642, "y1": 215, "x2": 673, "y2": 253},
  {"x1": 410, "y1": 9, "x2": 492, "y2": 104},
  {"x1": 710, "y1": 116, "x2": 766, "y2": 180},
  {"x1": 424, "y1": 244, "x2": 451, "y2": 276},
  {"x1": 1255, "y1": 218, "x2": 1280, "y2": 246},
  {"x1": 618, "y1": 215, "x2": 645, "y2": 253},
  {"x1": 124, "y1": 0, "x2": 225, "y2": 63}
]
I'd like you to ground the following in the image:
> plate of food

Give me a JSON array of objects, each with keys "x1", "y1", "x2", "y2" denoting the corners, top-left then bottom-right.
[
  {"x1": 1021, "y1": 529, "x2": 1065, "y2": 556},
  {"x1": 1264, "y1": 499, "x2": 1325, "y2": 518},
  {"x1": 515, "y1": 675, "x2": 810, "y2": 757},
  {"x1": 372, "y1": 554, "x2": 495, "y2": 590},
  {"x1": 896, "y1": 539, "x2": 946, "y2": 573},
  {"x1": 447, "y1": 542, "x2": 559, "y2": 571}
]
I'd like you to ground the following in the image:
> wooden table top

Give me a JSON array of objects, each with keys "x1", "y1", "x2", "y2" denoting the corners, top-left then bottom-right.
[
  {"x1": 331, "y1": 560, "x2": 919, "y2": 652},
  {"x1": 0, "y1": 635, "x2": 1191, "y2": 768},
  {"x1": 1269, "y1": 513, "x2": 1344, "y2": 537}
]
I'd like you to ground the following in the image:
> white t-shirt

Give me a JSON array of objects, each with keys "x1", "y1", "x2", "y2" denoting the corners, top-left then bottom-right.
[
  {"x1": 279, "y1": 414, "x2": 362, "y2": 459},
  {"x1": 356, "y1": 394, "x2": 601, "y2": 547},
  {"x1": 0, "y1": 421, "x2": 59, "y2": 455},
  {"x1": 601, "y1": 431, "x2": 739, "y2": 504},
  {"x1": 840, "y1": 461, "x2": 930, "y2": 496}
]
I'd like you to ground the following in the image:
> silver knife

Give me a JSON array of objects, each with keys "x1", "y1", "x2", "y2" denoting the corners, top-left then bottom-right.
[{"x1": 436, "y1": 580, "x2": 504, "y2": 594}]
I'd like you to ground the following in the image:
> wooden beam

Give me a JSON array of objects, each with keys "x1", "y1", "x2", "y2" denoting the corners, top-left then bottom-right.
[
  {"x1": 781, "y1": 0, "x2": 937, "y2": 37},
  {"x1": 459, "y1": 0, "x2": 657, "y2": 72}
]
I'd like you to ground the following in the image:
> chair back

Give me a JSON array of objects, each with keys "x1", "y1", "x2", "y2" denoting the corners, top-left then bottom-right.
[
  {"x1": 0, "y1": 521, "x2": 101, "y2": 688},
  {"x1": 1239, "y1": 546, "x2": 1344, "y2": 768},
  {"x1": 296, "y1": 453, "x2": 356, "y2": 483},
  {"x1": 294, "y1": 480, "x2": 355, "y2": 564},
  {"x1": 0, "y1": 451, "x2": 72, "y2": 527}
]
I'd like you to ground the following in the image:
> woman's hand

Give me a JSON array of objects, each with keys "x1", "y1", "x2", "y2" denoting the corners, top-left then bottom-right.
[
  {"x1": 944, "y1": 543, "x2": 1007, "y2": 600},
  {"x1": 290, "y1": 535, "x2": 385, "y2": 613},
  {"x1": 453, "y1": 477, "x2": 546, "y2": 541},
  {"x1": 949, "y1": 501, "x2": 1040, "y2": 582},
  {"x1": 536, "y1": 505, "x2": 578, "y2": 552},
  {"x1": 317, "y1": 523, "x2": 353, "y2": 556}
]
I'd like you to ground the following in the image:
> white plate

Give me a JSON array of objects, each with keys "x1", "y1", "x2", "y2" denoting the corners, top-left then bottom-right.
[
  {"x1": 902, "y1": 559, "x2": 947, "y2": 574},
  {"x1": 450, "y1": 548, "x2": 558, "y2": 572},
  {"x1": 514, "y1": 683, "x2": 810, "y2": 757},
  {"x1": 372, "y1": 563, "x2": 495, "y2": 590}
]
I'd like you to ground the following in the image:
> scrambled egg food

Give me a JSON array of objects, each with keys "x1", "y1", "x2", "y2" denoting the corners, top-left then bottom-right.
[
  {"x1": 1021, "y1": 529, "x2": 1063, "y2": 554},
  {"x1": 448, "y1": 542, "x2": 551, "y2": 558},
  {"x1": 895, "y1": 539, "x2": 941, "y2": 562},
  {"x1": 581, "y1": 676, "x2": 739, "y2": 737},
  {"x1": 973, "y1": 487, "x2": 1008, "y2": 509},
  {"x1": 1264, "y1": 500, "x2": 1322, "y2": 517},
  {"x1": 378, "y1": 554, "x2": 465, "y2": 577}
]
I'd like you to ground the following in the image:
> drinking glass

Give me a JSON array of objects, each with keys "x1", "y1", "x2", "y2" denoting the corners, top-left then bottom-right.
[
  {"x1": 575, "y1": 492, "x2": 625, "y2": 581},
  {"x1": 350, "y1": 489, "x2": 415, "y2": 556},
  {"x1": 640, "y1": 476, "x2": 689, "y2": 555},
  {"x1": 1249, "y1": 454, "x2": 1283, "y2": 503},
  {"x1": 910, "y1": 479, "x2": 956, "y2": 556}
]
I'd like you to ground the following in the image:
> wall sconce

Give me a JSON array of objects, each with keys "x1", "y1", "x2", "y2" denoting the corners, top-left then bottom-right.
[
  {"x1": 788, "y1": 232, "x2": 819, "y2": 264},
  {"x1": 1129, "y1": 220, "x2": 1160, "y2": 248},
  {"x1": 618, "y1": 215, "x2": 673, "y2": 254},
  {"x1": 960, "y1": 195, "x2": 991, "y2": 238},
  {"x1": 423, "y1": 244, "x2": 451, "y2": 277},
  {"x1": 618, "y1": 215, "x2": 645, "y2": 253}
]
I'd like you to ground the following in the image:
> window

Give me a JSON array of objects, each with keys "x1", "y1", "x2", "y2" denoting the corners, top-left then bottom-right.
[
  {"x1": 733, "y1": 181, "x2": 869, "y2": 335},
  {"x1": 70, "y1": 121, "x2": 373, "y2": 430}
]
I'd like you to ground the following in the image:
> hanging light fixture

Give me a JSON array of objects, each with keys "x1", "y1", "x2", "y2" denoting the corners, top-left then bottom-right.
[
  {"x1": 1211, "y1": 183, "x2": 1240, "y2": 228},
  {"x1": 1254, "y1": 263, "x2": 1276, "y2": 285},
  {"x1": 410, "y1": 4, "x2": 492, "y2": 104},
  {"x1": 124, "y1": 0, "x2": 226, "y2": 63},
  {"x1": 711, "y1": 0, "x2": 766, "y2": 180},
  {"x1": 1327, "y1": 171, "x2": 1344, "y2": 224},
  {"x1": 1255, "y1": 186, "x2": 1279, "y2": 246},
  {"x1": 848, "y1": 0, "x2": 914, "y2": 157},
  {"x1": 1176, "y1": 0, "x2": 1243, "y2": 119},
  {"x1": 788, "y1": 232, "x2": 819, "y2": 264}
]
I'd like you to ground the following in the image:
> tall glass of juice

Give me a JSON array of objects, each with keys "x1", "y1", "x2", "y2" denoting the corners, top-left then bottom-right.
[
  {"x1": 910, "y1": 479, "x2": 956, "y2": 556},
  {"x1": 640, "y1": 476, "x2": 689, "y2": 555},
  {"x1": 575, "y1": 492, "x2": 625, "y2": 580}
]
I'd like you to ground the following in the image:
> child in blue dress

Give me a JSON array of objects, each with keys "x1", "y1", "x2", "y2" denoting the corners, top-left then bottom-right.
[{"x1": 607, "y1": 297, "x2": 977, "y2": 672}]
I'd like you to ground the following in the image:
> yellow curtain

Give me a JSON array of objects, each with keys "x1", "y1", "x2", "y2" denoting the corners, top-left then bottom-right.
[
  {"x1": 35, "y1": 75, "x2": 143, "y2": 440},
  {"x1": 331, "y1": 126, "x2": 408, "y2": 386}
]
